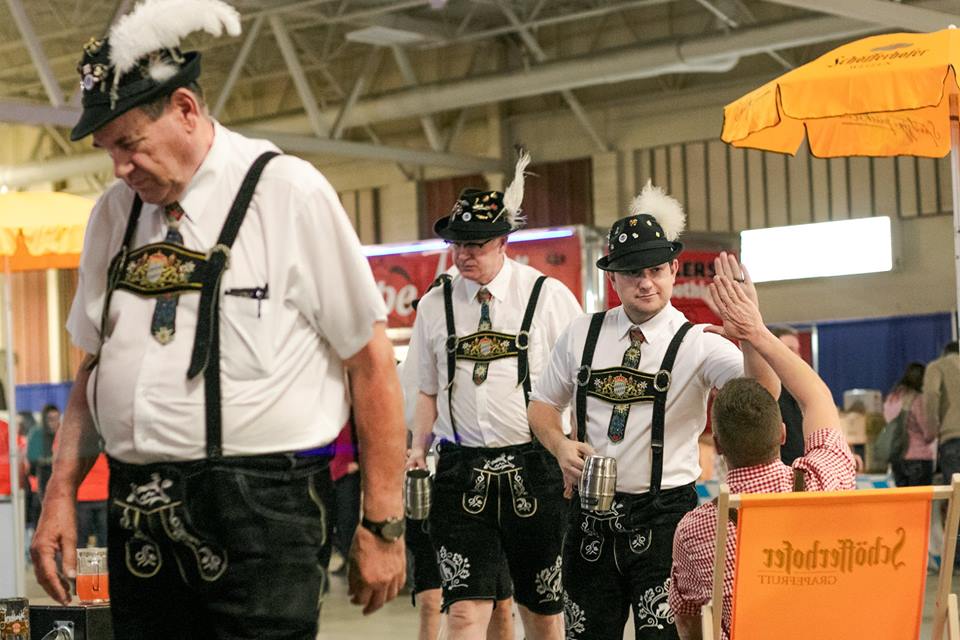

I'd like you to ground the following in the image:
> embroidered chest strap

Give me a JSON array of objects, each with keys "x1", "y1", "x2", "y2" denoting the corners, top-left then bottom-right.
[
  {"x1": 186, "y1": 150, "x2": 279, "y2": 458},
  {"x1": 574, "y1": 318, "x2": 693, "y2": 498}
]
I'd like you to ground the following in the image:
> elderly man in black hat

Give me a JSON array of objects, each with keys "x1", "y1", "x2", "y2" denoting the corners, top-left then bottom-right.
[
  {"x1": 30, "y1": 1, "x2": 406, "y2": 637},
  {"x1": 528, "y1": 183, "x2": 778, "y2": 640},
  {"x1": 407, "y1": 154, "x2": 583, "y2": 639}
]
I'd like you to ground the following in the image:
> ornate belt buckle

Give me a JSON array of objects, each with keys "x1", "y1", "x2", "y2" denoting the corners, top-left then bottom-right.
[{"x1": 576, "y1": 365, "x2": 591, "y2": 387}]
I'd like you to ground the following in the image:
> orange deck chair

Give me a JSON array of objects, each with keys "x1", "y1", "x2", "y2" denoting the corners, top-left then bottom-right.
[{"x1": 701, "y1": 474, "x2": 960, "y2": 640}]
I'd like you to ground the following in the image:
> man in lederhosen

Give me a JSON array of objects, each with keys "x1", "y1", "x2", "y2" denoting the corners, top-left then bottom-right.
[
  {"x1": 30, "y1": 2, "x2": 406, "y2": 637},
  {"x1": 528, "y1": 182, "x2": 778, "y2": 639},
  {"x1": 408, "y1": 154, "x2": 583, "y2": 639}
]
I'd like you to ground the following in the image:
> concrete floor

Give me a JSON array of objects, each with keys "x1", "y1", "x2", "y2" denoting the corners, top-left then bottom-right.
[{"x1": 21, "y1": 559, "x2": 956, "y2": 639}]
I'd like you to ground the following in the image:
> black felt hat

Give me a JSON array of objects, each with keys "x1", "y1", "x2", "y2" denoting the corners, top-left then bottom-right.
[
  {"x1": 597, "y1": 181, "x2": 686, "y2": 272},
  {"x1": 69, "y1": 0, "x2": 241, "y2": 141},
  {"x1": 433, "y1": 151, "x2": 531, "y2": 242}
]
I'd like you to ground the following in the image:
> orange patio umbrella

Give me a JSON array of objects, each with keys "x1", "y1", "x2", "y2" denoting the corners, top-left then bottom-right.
[
  {"x1": 720, "y1": 27, "x2": 959, "y2": 640},
  {"x1": 0, "y1": 191, "x2": 92, "y2": 597}
]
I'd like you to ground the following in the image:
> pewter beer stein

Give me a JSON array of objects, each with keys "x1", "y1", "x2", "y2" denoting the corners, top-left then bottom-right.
[
  {"x1": 405, "y1": 469, "x2": 433, "y2": 520},
  {"x1": 579, "y1": 455, "x2": 617, "y2": 512}
]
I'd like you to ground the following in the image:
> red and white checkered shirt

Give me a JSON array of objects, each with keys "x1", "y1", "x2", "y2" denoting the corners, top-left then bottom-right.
[{"x1": 668, "y1": 428, "x2": 856, "y2": 638}]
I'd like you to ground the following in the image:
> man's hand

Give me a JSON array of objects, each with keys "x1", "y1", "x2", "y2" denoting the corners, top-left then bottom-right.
[
  {"x1": 556, "y1": 439, "x2": 596, "y2": 488},
  {"x1": 31, "y1": 494, "x2": 78, "y2": 605},
  {"x1": 714, "y1": 251, "x2": 759, "y2": 305},
  {"x1": 406, "y1": 447, "x2": 427, "y2": 471},
  {"x1": 707, "y1": 272, "x2": 765, "y2": 344},
  {"x1": 347, "y1": 525, "x2": 406, "y2": 615}
]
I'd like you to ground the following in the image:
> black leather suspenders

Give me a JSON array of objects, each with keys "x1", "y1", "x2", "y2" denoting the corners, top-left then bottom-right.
[
  {"x1": 442, "y1": 275, "x2": 548, "y2": 443},
  {"x1": 574, "y1": 313, "x2": 693, "y2": 498},
  {"x1": 93, "y1": 151, "x2": 279, "y2": 459}
]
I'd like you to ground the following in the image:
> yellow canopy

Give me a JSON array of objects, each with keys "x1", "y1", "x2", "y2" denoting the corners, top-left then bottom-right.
[
  {"x1": 0, "y1": 192, "x2": 93, "y2": 272},
  {"x1": 722, "y1": 28, "x2": 960, "y2": 157}
]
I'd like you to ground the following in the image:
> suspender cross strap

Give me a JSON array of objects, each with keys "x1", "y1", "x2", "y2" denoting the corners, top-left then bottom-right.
[
  {"x1": 187, "y1": 151, "x2": 280, "y2": 458},
  {"x1": 649, "y1": 321, "x2": 694, "y2": 498},
  {"x1": 574, "y1": 314, "x2": 694, "y2": 497},
  {"x1": 89, "y1": 195, "x2": 145, "y2": 370},
  {"x1": 575, "y1": 311, "x2": 606, "y2": 442},
  {"x1": 517, "y1": 275, "x2": 547, "y2": 402},
  {"x1": 442, "y1": 274, "x2": 549, "y2": 443}
]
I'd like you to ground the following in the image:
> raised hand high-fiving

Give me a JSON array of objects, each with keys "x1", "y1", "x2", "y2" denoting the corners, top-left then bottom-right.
[{"x1": 707, "y1": 266, "x2": 765, "y2": 343}]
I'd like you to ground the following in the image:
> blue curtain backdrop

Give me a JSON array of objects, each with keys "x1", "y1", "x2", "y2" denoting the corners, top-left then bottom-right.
[
  {"x1": 816, "y1": 312, "x2": 955, "y2": 406},
  {"x1": 15, "y1": 382, "x2": 73, "y2": 415}
]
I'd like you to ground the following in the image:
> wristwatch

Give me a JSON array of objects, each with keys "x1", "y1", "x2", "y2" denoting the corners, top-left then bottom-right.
[{"x1": 361, "y1": 516, "x2": 405, "y2": 542}]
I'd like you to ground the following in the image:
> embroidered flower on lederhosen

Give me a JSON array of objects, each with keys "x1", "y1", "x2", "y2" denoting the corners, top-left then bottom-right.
[
  {"x1": 564, "y1": 591, "x2": 587, "y2": 639},
  {"x1": 629, "y1": 528, "x2": 653, "y2": 555},
  {"x1": 437, "y1": 546, "x2": 471, "y2": 590},
  {"x1": 635, "y1": 578, "x2": 675, "y2": 631},
  {"x1": 534, "y1": 555, "x2": 563, "y2": 603}
]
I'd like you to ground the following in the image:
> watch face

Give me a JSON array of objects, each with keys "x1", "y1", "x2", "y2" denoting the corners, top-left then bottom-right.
[{"x1": 380, "y1": 519, "x2": 405, "y2": 541}]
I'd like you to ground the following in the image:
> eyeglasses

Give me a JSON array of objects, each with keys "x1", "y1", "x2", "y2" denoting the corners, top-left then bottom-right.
[{"x1": 446, "y1": 239, "x2": 493, "y2": 250}]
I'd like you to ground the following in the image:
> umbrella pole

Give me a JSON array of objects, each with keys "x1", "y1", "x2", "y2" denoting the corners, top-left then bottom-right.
[
  {"x1": 953, "y1": 94, "x2": 960, "y2": 340},
  {"x1": 3, "y1": 257, "x2": 24, "y2": 597},
  {"x1": 938, "y1": 94, "x2": 960, "y2": 640}
]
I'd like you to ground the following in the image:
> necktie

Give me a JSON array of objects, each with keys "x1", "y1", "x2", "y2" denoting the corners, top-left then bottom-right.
[
  {"x1": 150, "y1": 202, "x2": 185, "y2": 345},
  {"x1": 607, "y1": 327, "x2": 645, "y2": 442},
  {"x1": 472, "y1": 288, "x2": 492, "y2": 385}
]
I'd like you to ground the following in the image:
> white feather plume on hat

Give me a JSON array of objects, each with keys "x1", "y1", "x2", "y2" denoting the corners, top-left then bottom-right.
[
  {"x1": 629, "y1": 179, "x2": 685, "y2": 241},
  {"x1": 109, "y1": 0, "x2": 242, "y2": 76},
  {"x1": 499, "y1": 150, "x2": 532, "y2": 230}
]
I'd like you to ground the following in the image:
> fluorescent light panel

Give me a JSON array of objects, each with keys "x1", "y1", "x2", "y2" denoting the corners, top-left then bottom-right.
[
  {"x1": 362, "y1": 228, "x2": 575, "y2": 257},
  {"x1": 740, "y1": 217, "x2": 893, "y2": 283}
]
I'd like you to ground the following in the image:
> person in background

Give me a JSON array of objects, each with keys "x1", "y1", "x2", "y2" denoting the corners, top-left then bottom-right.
[
  {"x1": 401, "y1": 293, "x2": 518, "y2": 640},
  {"x1": 328, "y1": 420, "x2": 362, "y2": 577},
  {"x1": 76, "y1": 446, "x2": 109, "y2": 547},
  {"x1": 884, "y1": 362, "x2": 935, "y2": 487},
  {"x1": 668, "y1": 271, "x2": 856, "y2": 640},
  {"x1": 768, "y1": 326, "x2": 805, "y2": 464},
  {"x1": 927, "y1": 342, "x2": 960, "y2": 483},
  {"x1": 27, "y1": 404, "x2": 60, "y2": 500}
]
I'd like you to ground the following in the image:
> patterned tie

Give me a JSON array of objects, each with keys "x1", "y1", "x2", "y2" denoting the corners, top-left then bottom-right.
[
  {"x1": 607, "y1": 327, "x2": 645, "y2": 442},
  {"x1": 150, "y1": 202, "x2": 185, "y2": 345},
  {"x1": 472, "y1": 287, "x2": 493, "y2": 385}
]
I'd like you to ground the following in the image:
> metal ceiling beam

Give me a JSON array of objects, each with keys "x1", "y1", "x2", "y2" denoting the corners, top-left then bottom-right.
[
  {"x1": 497, "y1": 1, "x2": 610, "y2": 153},
  {"x1": 235, "y1": 129, "x2": 501, "y2": 172},
  {"x1": 331, "y1": 47, "x2": 383, "y2": 139},
  {"x1": 268, "y1": 13, "x2": 331, "y2": 137},
  {"x1": 0, "y1": 9, "x2": 891, "y2": 133},
  {"x1": 213, "y1": 14, "x2": 265, "y2": 118},
  {"x1": 0, "y1": 101, "x2": 77, "y2": 127},
  {"x1": 391, "y1": 46, "x2": 443, "y2": 151},
  {"x1": 761, "y1": 0, "x2": 958, "y2": 32},
  {"x1": 295, "y1": 11, "x2": 887, "y2": 130},
  {"x1": 0, "y1": 130, "x2": 500, "y2": 188},
  {"x1": 5, "y1": 0, "x2": 65, "y2": 107}
]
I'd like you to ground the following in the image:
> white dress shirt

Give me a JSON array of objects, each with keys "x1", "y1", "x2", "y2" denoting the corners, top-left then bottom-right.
[
  {"x1": 414, "y1": 257, "x2": 583, "y2": 447},
  {"x1": 531, "y1": 303, "x2": 743, "y2": 493},
  {"x1": 67, "y1": 122, "x2": 387, "y2": 464}
]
